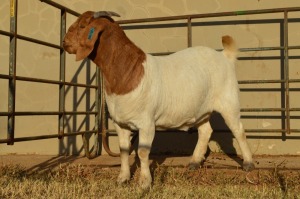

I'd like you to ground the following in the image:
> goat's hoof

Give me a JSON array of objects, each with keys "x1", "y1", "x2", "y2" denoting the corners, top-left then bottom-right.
[
  {"x1": 139, "y1": 176, "x2": 152, "y2": 190},
  {"x1": 243, "y1": 162, "x2": 255, "y2": 172},
  {"x1": 117, "y1": 174, "x2": 130, "y2": 185},
  {"x1": 188, "y1": 162, "x2": 201, "y2": 170}
]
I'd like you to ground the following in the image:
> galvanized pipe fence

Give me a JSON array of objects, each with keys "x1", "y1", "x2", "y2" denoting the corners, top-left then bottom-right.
[
  {"x1": 0, "y1": 0, "x2": 103, "y2": 158},
  {"x1": 0, "y1": 0, "x2": 299, "y2": 157}
]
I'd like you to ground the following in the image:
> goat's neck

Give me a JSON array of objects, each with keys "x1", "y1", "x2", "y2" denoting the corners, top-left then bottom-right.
[{"x1": 90, "y1": 25, "x2": 146, "y2": 95}]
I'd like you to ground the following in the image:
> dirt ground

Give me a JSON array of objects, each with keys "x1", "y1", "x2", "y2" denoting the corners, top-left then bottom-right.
[
  {"x1": 1, "y1": 154, "x2": 300, "y2": 198},
  {"x1": 1, "y1": 153, "x2": 300, "y2": 172}
]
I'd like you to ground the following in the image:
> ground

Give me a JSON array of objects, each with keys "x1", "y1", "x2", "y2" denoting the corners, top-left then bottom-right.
[
  {"x1": 1, "y1": 153, "x2": 300, "y2": 171},
  {"x1": 1, "y1": 153, "x2": 300, "y2": 198}
]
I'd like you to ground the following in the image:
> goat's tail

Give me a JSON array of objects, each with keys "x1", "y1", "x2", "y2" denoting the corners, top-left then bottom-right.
[{"x1": 222, "y1": 35, "x2": 238, "y2": 62}]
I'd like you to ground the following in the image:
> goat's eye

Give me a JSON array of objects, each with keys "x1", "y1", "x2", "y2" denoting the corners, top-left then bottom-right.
[{"x1": 79, "y1": 24, "x2": 85, "y2": 28}]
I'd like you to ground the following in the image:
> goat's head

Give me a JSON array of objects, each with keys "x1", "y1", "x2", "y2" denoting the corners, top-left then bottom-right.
[{"x1": 63, "y1": 11, "x2": 120, "y2": 61}]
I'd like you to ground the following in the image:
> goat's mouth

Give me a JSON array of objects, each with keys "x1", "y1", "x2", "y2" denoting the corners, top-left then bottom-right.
[{"x1": 63, "y1": 43, "x2": 76, "y2": 54}]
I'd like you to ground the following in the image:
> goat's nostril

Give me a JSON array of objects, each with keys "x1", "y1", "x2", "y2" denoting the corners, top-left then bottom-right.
[
  {"x1": 62, "y1": 40, "x2": 69, "y2": 46},
  {"x1": 62, "y1": 41, "x2": 69, "y2": 49}
]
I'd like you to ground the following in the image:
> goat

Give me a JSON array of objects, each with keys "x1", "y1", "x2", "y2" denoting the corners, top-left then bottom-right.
[{"x1": 63, "y1": 11, "x2": 255, "y2": 189}]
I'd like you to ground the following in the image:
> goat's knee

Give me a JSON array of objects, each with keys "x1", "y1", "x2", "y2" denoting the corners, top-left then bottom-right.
[
  {"x1": 138, "y1": 148, "x2": 149, "y2": 159},
  {"x1": 138, "y1": 147, "x2": 152, "y2": 189},
  {"x1": 136, "y1": 126, "x2": 155, "y2": 188}
]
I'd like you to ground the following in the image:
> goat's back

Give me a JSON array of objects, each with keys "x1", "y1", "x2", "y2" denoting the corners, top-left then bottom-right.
[{"x1": 144, "y1": 46, "x2": 238, "y2": 129}]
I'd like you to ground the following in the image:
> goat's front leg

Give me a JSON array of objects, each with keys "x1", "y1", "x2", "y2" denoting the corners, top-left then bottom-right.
[
  {"x1": 138, "y1": 123, "x2": 155, "y2": 189},
  {"x1": 114, "y1": 123, "x2": 132, "y2": 184}
]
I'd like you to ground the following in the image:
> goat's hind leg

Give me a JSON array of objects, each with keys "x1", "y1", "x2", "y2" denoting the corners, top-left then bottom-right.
[
  {"x1": 218, "y1": 108, "x2": 255, "y2": 171},
  {"x1": 189, "y1": 120, "x2": 213, "y2": 169}
]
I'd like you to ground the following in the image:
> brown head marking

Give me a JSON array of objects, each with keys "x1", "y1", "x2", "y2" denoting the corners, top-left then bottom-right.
[{"x1": 63, "y1": 11, "x2": 146, "y2": 95}]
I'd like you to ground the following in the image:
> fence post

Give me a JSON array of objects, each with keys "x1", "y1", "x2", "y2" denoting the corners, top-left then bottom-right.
[
  {"x1": 284, "y1": 10, "x2": 290, "y2": 134},
  {"x1": 7, "y1": 0, "x2": 18, "y2": 145},
  {"x1": 95, "y1": 67, "x2": 101, "y2": 154},
  {"x1": 59, "y1": 9, "x2": 67, "y2": 138}
]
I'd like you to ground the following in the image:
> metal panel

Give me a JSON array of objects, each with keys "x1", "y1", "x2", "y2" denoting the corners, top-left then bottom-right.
[
  {"x1": 0, "y1": 1, "x2": 99, "y2": 148},
  {"x1": 0, "y1": 2, "x2": 299, "y2": 157}
]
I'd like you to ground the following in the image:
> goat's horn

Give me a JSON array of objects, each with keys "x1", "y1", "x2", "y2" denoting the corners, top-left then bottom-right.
[{"x1": 93, "y1": 11, "x2": 121, "y2": 18}]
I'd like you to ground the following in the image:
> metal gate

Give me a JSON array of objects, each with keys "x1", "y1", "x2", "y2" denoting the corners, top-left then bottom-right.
[
  {"x1": 0, "y1": 0, "x2": 299, "y2": 157},
  {"x1": 0, "y1": 0, "x2": 103, "y2": 158}
]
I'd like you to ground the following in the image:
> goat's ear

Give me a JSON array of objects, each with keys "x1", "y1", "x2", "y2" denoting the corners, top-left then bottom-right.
[{"x1": 76, "y1": 20, "x2": 104, "y2": 61}]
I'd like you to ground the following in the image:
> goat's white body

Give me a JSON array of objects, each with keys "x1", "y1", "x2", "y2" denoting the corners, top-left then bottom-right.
[
  {"x1": 106, "y1": 46, "x2": 253, "y2": 188},
  {"x1": 106, "y1": 46, "x2": 238, "y2": 131}
]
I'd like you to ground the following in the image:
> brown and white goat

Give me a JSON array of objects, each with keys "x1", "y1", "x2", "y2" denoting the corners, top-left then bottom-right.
[{"x1": 63, "y1": 11, "x2": 255, "y2": 189}]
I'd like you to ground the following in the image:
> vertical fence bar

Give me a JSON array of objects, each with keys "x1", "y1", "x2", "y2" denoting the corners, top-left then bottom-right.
[
  {"x1": 279, "y1": 20, "x2": 286, "y2": 140},
  {"x1": 187, "y1": 17, "x2": 192, "y2": 47},
  {"x1": 58, "y1": 9, "x2": 66, "y2": 138},
  {"x1": 100, "y1": 69, "x2": 119, "y2": 157},
  {"x1": 284, "y1": 10, "x2": 290, "y2": 134},
  {"x1": 7, "y1": 0, "x2": 18, "y2": 145},
  {"x1": 94, "y1": 66, "x2": 101, "y2": 153}
]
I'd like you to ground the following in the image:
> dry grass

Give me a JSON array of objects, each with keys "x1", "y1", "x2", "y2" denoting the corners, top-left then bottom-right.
[{"x1": 0, "y1": 163, "x2": 299, "y2": 199}]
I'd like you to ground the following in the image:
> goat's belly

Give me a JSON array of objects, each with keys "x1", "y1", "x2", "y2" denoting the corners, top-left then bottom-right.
[
  {"x1": 155, "y1": 111, "x2": 211, "y2": 131},
  {"x1": 155, "y1": 120, "x2": 195, "y2": 131}
]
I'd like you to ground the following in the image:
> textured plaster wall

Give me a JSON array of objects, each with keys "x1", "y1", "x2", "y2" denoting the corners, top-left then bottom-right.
[{"x1": 0, "y1": 0, "x2": 300, "y2": 155}]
